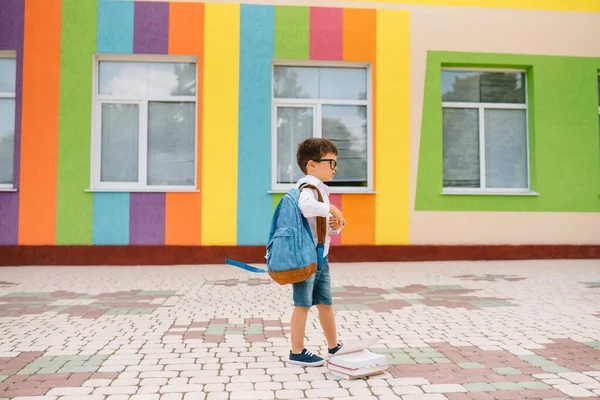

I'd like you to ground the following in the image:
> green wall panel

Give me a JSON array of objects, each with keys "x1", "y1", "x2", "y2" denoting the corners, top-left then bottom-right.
[
  {"x1": 56, "y1": 0, "x2": 97, "y2": 243},
  {"x1": 416, "y1": 51, "x2": 600, "y2": 212},
  {"x1": 274, "y1": 6, "x2": 309, "y2": 60}
]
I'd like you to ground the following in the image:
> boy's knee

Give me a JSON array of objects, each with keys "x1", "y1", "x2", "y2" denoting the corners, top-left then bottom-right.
[{"x1": 294, "y1": 305, "x2": 310, "y2": 312}]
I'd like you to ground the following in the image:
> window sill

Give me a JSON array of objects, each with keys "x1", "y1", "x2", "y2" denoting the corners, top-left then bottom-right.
[
  {"x1": 0, "y1": 188, "x2": 17, "y2": 192},
  {"x1": 441, "y1": 190, "x2": 539, "y2": 196},
  {"x1": 86, "y1": 188, "x2": 200, "y2": 193},
  {"x1": 268, "y1": 190, "x2": 376, "y2": 195}
]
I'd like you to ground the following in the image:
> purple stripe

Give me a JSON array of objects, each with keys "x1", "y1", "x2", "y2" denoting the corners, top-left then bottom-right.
[
  {"x1": 0, "y1": 0, "x2": 22, "y2": 49},
  {"x1": 130, "y1": 2, "x2": 167, "y2": 245},
  {"x1": 129, "y1": 193, "x2": 165, "y2": 245},
  {"x1": 133, "y1": 2, "x2": 169, "y2": 54},
  {"x1": 0, "y1": 0, "x2": 23, "y2": 245}
]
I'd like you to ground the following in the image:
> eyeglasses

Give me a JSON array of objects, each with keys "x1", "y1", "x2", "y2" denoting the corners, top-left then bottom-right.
[{"x1": 312, "y1": 159, "x2": 338, "y2": 170}]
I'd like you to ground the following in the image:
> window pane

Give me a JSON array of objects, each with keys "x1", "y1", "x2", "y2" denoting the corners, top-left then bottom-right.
[
  {"x1": 274, "y1": 67, "x2": 319, "y2": 99},
  {"x1": 322, "y1": 105, "x2": 367, "y2": 187},
  {"x1": 99, "y1": 61, "x2": 148, "y2": 96},
  {"x1": 99, "y1": 61, "x2": 196, "y2": 97},
  {"x1": 442, "y1": 70, "x2": 525, "y2": 104},
  {"x1": 148, "y1": 63, "x2": 196, "y2": 97},
  {"x1": 442, "y1": 70, "x2": 480, "y2": 103},
  {"x1": 100, "y1": 103, "x2": 139, "y2": 182},
  {"x1": 0, "y1": 99, "x2": 15, "y2": 184},
  {"x1": 443, "y1": 108, "x2": 480, "y2": 188},
  {"x1": 484, "y1": 109, "x2": 528, "y2": 188},
  {"x1": 0, "y1": 58, "x2": 16, "y2": 93},
  {"x1": 147, "y1": 102, "x2": 195, "y2": 186},
  {"x1": 480, "y1": 72, "x2": 526, "y2": 104},
  {"x1": 319, "y1": 68, "x2": 367, "y2": 100},
  {"x1": 277, "y1": 107, "x2": 313, "y2": 184}
]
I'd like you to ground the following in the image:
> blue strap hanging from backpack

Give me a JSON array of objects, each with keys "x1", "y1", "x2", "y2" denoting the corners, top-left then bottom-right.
[
  {"x1": 224, "y1": 258, "x2": 268, "y2": 273},
  {"x1": 225, "y1": 243, "x2": 324, "y2": 273}
]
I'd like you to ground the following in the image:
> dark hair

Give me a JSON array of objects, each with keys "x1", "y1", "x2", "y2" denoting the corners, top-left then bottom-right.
[{"x1": 296, "y1": 138, "x2": 338, "y2": 174}]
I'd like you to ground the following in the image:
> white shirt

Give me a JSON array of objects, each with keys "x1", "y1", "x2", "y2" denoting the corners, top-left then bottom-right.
[{"x1": 296, "y1": 175, "x2": 344, "y2": 257}]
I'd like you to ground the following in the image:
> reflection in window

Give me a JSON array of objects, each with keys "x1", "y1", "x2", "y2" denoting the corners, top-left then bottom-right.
[
  {"x1": 273, "y1": 65, "x2": 371, "y2": 189},
  {"x1": 94, "y1": 59, "x2": 197, "y2": 190},
  {"x1": 442, "y1": 69, "x2": 529, "y2": 191}
]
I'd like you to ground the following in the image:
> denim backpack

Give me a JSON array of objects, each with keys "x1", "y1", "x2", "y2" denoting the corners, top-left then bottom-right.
[{"x1": 226, "y1": 184, "x2": 326, "y2": 285}]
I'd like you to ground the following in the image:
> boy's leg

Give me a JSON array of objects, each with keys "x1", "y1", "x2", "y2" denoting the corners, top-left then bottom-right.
[
  {"x1": 316, "y1": 304, "x2": 337, "y2": 349},
  {"x1": 312, "y1": 257, "x2": 338, "y2": 349},
  {"x1": 289, "y1": 275, "x2": 325, "y2": 366},
  {"x1": 291, "y1": 275, "x2": 315, "y2": 353},
  {"x1": 290, "y1": 306, "x2": 309, "y2": 354}
]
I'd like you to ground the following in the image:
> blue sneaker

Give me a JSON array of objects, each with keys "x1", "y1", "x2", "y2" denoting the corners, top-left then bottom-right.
[
  {"x1": 328, "y1": 343, "x2": 343, "y2": 357},
  {"x1": 289, "y1": 349, "x2": 325, "y2": 367}
]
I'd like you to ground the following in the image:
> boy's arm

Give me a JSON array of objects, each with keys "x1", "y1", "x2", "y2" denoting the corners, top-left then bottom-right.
[{"x1": 298, "y1": 188, "x2": 330, "y2": 218}]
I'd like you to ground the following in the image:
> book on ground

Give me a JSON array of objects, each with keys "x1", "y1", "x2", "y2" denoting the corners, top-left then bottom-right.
[
  {"x1": 328, "y1": 362, "x2": 388, "y2": 377},
  {"x1": 326, "y1": 338, "x2": 388, "y2": 380},
  {"x1": 329, "y1": 368, "x2": 386, "y2": 380},
  {"x1": 329, "y1": 349, "x2": 386, "y2": 370}
]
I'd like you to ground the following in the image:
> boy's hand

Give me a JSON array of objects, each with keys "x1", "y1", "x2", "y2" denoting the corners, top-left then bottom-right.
[
  {"x1": 329, "y1": 205, "x2": 345, "y2": 230},
  {"x1": 329, "y1": 216, "x2": 344, "y2": 231}
]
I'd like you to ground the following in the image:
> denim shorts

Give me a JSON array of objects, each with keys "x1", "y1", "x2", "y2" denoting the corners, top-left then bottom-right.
[{"x1": 292, "y1": 257, "x2": 333, "y2": 308}]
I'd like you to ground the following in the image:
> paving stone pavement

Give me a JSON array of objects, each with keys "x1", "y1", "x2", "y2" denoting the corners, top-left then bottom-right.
[{"x1": 1, "y1": 260, "x2": 600, "y2": 400}]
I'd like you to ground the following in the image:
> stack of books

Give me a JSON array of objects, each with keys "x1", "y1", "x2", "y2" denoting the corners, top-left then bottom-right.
[{"x1": 327, "y1": 338, "x2": 388, "y2": 380}]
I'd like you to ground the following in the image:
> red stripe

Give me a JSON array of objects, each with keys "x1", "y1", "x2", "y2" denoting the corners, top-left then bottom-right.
[{"x1": 309, "y1": 7, "x2": 343, "y2": 61}]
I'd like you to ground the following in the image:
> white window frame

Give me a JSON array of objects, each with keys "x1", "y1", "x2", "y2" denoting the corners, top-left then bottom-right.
[
  {"x1": 271, "y1": 60, "x2": 374, "y2": 194},
  {"x1": 597, "y1": 73, "x2": 600, "y2": 120},
  {"x1": 90, "y1": 54, "x2": 199, "y2": 192},
  {"x1": 441, "y1": 67, "x2": 532, "y2": 195},
  {"x1": 0, "y1": 52, "x2": 16, "y2": 191}
]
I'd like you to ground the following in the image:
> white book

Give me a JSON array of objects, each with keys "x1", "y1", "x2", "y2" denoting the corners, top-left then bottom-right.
[
  {"x1": 329, "y1": 349, "x2": 386, "y2": 369},
  {"x1": 328, "y1": 362, "x2": 388, "y2": 377},
  {"x1": 334, "y1": 337, "x2": 379, "y2": 356},
  {"x1": 329, "y1": 368, "x2": 386, "y2": 380}
]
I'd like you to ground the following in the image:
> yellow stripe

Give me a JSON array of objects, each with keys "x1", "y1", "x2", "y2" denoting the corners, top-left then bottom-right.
[
  {"x1": 327, "y1": 0, "x2": 599, "y2": 12},
  {"x1": 134, "y1": 0, "x2": 600, "y2": 13},
  {"x1": 201, "y1": 3, "x2": 240, "y2": 245},
  {"x1": 375, "y1": 9, "x2": 410, "y2": 245}
]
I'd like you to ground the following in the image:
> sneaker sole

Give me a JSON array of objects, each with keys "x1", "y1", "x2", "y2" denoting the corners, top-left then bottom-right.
[{"x1": 288, "y1": 359, "x2": 326, "y2": 367}]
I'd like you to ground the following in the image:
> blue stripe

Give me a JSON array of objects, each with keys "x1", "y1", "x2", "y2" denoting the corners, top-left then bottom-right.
[
  {"x1": 93, "y1": 0, "x2": 133, "y2": 244},
  {"x1": 237, "y1": 5, "x2": 275, "y2": 245},
  {"x1": 92, "y1": 193, "x2": 130, "y2": 244},
  {"x1": 97, "y1": 0, "x2": 134, "y2": 53}
]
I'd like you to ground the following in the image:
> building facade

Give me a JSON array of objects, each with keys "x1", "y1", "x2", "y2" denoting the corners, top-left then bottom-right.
[{"x1": 0, "y1": 0, "x2": 599, "y2": 264}]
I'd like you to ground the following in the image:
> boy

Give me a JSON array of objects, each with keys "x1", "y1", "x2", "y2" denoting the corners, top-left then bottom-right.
[{"x1": 289, "y1": 138, "x2": 346, "y2": 367}]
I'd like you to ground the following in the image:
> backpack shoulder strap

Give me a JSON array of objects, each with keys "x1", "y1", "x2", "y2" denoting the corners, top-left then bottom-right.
[{"x1": 298, "y1": 183, "x2": 327, "y2": 245}]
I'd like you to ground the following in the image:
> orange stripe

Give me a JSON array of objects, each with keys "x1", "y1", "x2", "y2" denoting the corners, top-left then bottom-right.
[
  {"x1": 342, "y1": 8, "x2": 376, "y2": 245},
  {"x1": 18, "y1": 0, "x2": 61, "y2": 245},
  {"x1": 165, "y1": 2, "x2": 204, "y2": 245},
  {"x1": 341, "y1": 195, "x2": 376, "y2": 245}
]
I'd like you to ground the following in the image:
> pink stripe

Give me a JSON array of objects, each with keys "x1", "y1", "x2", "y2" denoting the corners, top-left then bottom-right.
[
  {"x1": 329, "y1": 194, "x2": 342, "y2": 246},
  {"x1": 309, "y1": 7, "x2": 343, "y2": 61}
]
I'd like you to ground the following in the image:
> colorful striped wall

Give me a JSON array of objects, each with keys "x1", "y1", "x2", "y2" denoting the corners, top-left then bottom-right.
[{"x1": 0, "y1": 0, "x2": 411, "y2": 247}]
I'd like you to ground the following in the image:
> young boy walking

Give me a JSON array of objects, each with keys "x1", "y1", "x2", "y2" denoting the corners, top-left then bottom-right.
[{"x1": 288, "y1": 138, "x2": 346, "y2": 367}]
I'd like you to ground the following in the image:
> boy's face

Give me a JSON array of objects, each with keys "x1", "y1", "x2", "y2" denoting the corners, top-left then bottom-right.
[{"x1": 307, "y1": 152, "x2": 338, "y2": 183}]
